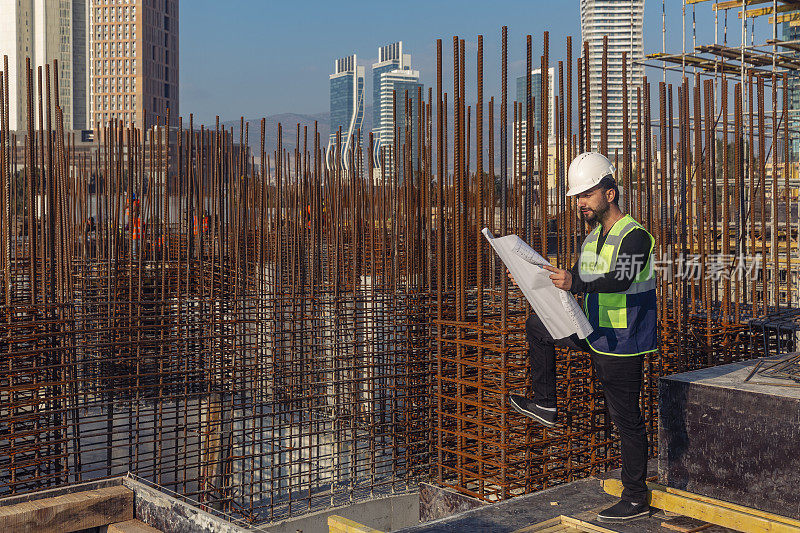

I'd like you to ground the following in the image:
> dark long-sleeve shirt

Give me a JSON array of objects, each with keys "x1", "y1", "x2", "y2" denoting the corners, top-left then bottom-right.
[{"x1": 569, "y1": 227, "x2": 651, "y2": 294}]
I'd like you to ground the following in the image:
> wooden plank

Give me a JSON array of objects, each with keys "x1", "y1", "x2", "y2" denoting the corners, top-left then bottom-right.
[
  {"x1": 710, "y1": 0, "x2": 772, "y2": 10},
  {"x1": 603, "y1": 479, "x2": 800, "y2": 532},
  {"x1": 661, "y1": 516, "x2": 713, "y2": 532},
  {"x1": 665, "y1": 485, "x2": 800, "y2": 528},
  {"x1": 767, "y1": 38, "x2": 800, "y2": 52},
  {"x1": 327, "y1": 515, "x2": 384, "y2": 533},
  {"x1": 107, "y1": 519, "x2": 162, "y2": 533},
  {"x1": 511, "y1": 516, "x2": 563, "y2": 532},
  {"x1": 711, "y1": 0, "x2": 800, "y2": 10},
  {"x1": 739, "y1": 4, "x2": 799, "y2": 17},
  {"x1": 533, "y1": 524, "x2": 572, "y2": 533},
  {"x1": 560, "y1": 516, "x2": 618, "y2": 533},
  {"x1": 769, "y1": 11, "x2": 800, "y2": 23},
  {"x1": 0, "y1": 485, "x2": 133, "y2": 533},
  {"x1": 511, "y1": 516, "x2": 615, "y2": 533},
  {"x1": 547, "y1": 526, "x2": 575, "y2": 532},
  {"x1": 511, "y1": 517, "x2": 567, "y2": 533}
]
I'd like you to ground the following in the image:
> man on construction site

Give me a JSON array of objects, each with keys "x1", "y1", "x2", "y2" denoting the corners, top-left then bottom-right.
[
  {"x1": 132, "y1": 196, "x2": 141, "y2": 256},
  {"x1": 508, "y1": 152, "x2": 656, "y2": 523}
]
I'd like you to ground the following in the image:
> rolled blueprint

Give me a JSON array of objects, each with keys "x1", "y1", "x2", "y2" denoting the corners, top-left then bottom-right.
[{"x1": 483, "y1": 228, "x2": 593, "y2": 339}]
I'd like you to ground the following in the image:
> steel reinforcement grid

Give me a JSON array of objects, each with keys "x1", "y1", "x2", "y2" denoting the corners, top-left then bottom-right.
[{"x1": 0, "y1": 18, "x2": 795, "y2": 525}]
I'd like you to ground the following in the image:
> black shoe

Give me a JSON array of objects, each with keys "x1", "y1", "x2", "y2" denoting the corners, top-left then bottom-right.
[
  {"x1": 508, "y1": 394, "x2": 557, "y2": 427},
  {"x1": 596, "y1": 499, "x2": 650, "y2": 523}
]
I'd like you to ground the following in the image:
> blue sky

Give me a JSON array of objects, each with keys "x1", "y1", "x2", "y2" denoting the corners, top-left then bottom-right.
[{"x1": 179, "y1": 1, "x2": 776, "y2": 125}]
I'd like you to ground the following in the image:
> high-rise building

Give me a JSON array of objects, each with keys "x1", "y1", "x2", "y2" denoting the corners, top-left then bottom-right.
[
  {"x1": 327, "y1": 54, "x2": 364, "y2": 171},
  {"x1": 580, "y1": 0, "x2": 644, "y2": 153},
  {"x1": 515, "y1": 67, "x2": 556, "y2": 174},
  {"x1": 372, "y1": 42, "x2": 409, "y2": 146},
  {"x1": 782, "y1": 21, "x2": 800, "y2": 162},
  {"x1": 377, "y1": 70, "x2": 422, "y2": 180},
  {"x1": 371, "y1": 42, "x2": 422, "y2": 180},
  {"x1": 0, "y1": 0, "x2": 90, "y2": 131},
  {"x1": 88, "y1": 0, "x2": 179, "y2": 131}
]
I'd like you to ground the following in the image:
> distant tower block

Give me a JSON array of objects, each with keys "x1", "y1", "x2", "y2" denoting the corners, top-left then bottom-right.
[
  {"x1": 372, "y1": 42, "x2": 423, "y2": 181},
  {"x1": 515, "y1": 67, "x2": 556, "y2": 174},
  {"x1": 580, "y1": 0, "x2": 644, "y2": 153},
  {"x1": 327, "y1": 54, "x2": 364, "y2": 171},
  {"x1": 782, "y1": 20, "x2": 800, "y2": 163},
  {"x1": 0, "y1": 0, "x2": 90, "y2": 131},
  {"x1": 88, "y1": 0, "x2": 179, "y2": 130}
]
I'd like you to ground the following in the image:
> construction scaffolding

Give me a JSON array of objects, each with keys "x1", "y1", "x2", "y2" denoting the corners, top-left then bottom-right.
[{"x1": 1, "y1": 4, "x2": 799, "y2": 524}]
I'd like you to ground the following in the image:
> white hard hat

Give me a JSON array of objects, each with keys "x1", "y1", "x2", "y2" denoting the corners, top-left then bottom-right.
[{"x1": 566, "y1": 152, "x2": 616, "y2": 197}]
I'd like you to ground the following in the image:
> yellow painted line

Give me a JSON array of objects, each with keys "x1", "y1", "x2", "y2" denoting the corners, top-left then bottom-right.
[{"x1": 603, "y1": 478, "x2": 800, "y2": 532}]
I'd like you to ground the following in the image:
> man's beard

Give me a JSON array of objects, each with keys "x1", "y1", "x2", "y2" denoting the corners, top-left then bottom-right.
[{"x1": 582, "y1": 201, "x2": 610, "y2": 224}]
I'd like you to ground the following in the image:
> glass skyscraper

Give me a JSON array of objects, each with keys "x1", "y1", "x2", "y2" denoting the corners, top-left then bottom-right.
[
  {"x1": 327, "y1": 54, "x2": 365, "y2": 171},
  {"x1": 372, "y1": 42, "x2": 422, "y2": 182}
]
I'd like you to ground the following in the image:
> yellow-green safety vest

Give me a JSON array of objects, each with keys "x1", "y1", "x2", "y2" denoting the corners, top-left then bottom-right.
[{"x1": 579, "y1": 214, "x2": 657, "y2": 356}]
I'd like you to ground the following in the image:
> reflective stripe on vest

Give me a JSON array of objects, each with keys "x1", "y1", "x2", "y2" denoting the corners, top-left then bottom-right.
[{"x1": 579, "y1": 214, "x2": 657, "y2": 356}]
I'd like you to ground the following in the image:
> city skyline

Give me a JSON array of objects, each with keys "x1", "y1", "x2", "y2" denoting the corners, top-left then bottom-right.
[
  {"x1": 1, "y1": 0, "x2": 178, "y2": 132},
  {"x1": 178, "y1": 0, "x2": 757, "y2": 125},
  {"x1": 0, "y1": 1, "x2": 796, "y2": 526},
  {"x1": 1, "y1": 1, "x2": 779, "y2": 129}
]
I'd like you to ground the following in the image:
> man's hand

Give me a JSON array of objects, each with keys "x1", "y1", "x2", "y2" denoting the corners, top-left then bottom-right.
[
  {"x1": 506, "y1": 269, "x2": 517, "y2": 286},
  {"x1": 543, "y1": 265, "x2": 572, "y2": 291}
]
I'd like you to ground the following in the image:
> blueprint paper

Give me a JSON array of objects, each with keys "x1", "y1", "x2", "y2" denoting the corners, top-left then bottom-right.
[{"x1": 483, "y1": 228, "x2": 593, "y2": 340}]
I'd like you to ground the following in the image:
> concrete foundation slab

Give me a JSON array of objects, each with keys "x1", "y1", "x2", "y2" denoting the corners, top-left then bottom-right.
[
  {"x1": 659, "y1": 358, "x2": 800, "y2": 520},
  {"x1": 263, "y1": 492, "x2": 419, "y2": 533},
  {"x1": 417, "y1": 483, "x2": 486, "y2": 522}
]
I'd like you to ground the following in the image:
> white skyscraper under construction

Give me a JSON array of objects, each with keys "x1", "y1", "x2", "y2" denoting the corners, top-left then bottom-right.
[{"x1": 580, "y1": 0, "x2": 644, "y2": 153}]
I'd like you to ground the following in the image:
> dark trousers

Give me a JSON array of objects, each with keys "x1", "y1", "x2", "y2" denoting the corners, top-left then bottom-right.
[{"x1": 525, "y1": 313, "x2": 648, "y2": 504}]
